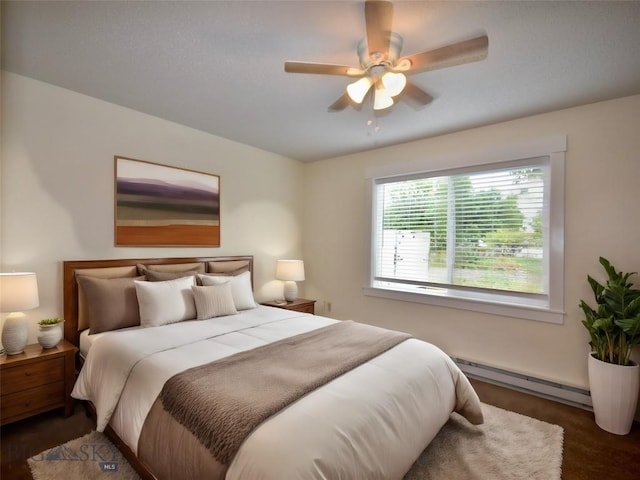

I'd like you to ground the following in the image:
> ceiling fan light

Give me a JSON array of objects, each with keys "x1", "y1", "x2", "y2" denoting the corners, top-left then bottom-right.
[
  {"x1": 373, "y1": 83, "x2": 394, "y2": 110},
  {"x1": 347, "y1": 77, "x2": 373, "y2": 104},
  {"x1": 381, "y1": 72, "x2": 406, "y2": 97}
]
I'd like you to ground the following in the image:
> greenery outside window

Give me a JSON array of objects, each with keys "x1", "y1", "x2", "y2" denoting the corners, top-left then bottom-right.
[{"x1": 365, "y1": 136, "x2": 566, "y2": 324}]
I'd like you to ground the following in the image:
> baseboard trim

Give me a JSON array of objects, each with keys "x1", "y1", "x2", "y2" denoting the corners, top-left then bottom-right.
[{"x1": 453, "y1": 357, "x2": 593, "y2": 410}]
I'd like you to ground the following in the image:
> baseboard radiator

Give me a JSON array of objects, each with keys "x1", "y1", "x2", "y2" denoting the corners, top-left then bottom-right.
[{"x1": 453, "y1": 357, "x2": 593, "y2": 410}]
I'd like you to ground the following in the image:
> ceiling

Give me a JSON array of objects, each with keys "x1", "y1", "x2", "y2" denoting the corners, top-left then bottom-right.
[{"x1": 3, "y1": 1, "x2": 640, "y2": 162}]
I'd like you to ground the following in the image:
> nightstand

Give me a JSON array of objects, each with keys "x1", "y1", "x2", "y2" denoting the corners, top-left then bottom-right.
[
  {"x1": 263, "y1": 298, "x2": 316, "y2": 314},
  {"x1": 0, "y1": 340, "x2": 77, "y2": 425}
]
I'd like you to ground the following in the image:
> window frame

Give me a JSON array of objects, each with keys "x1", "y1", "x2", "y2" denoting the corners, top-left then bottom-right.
[{"x1": 364, "y1": 135, "x2": 566, "y2": 324}]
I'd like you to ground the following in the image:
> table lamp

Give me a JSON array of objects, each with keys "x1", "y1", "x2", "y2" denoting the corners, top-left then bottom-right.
[
  {"x1": 275, "y1": 260, "x2": 305, "y2": 302},
  {"x1": 1, "y1": 272, "x2": 40, "y2": 355}
]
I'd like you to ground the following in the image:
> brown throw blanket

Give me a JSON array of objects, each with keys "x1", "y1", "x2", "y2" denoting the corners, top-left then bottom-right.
[{"x1": 159, "y1": 320, "x2": 411, "y2": 467}]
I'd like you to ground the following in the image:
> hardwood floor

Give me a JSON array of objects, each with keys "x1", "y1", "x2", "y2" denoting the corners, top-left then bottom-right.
[{"x1": 1, "y1": 379, "x2": 639, "y2": 479}]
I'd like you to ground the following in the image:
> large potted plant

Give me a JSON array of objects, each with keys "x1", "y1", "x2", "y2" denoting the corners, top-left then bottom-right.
[{"x1": 580, "y1": 257, "x2": 640, "y2": 434}]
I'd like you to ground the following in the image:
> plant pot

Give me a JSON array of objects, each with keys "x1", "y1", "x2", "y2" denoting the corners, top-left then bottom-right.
[
  {"x1": 37, "y1": 322, "x2": 63, "y2": 349},
  {"x1": 588, "y1": 352, "x2": 640, "y2": 435}
]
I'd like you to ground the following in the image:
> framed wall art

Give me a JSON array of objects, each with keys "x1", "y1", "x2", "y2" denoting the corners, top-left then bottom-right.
[{"x1": 115, "y1": 156, "x2": 220, "y2": 247}]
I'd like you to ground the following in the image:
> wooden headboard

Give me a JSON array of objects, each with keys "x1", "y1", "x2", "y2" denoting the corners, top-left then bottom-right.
[{"x1": 63, "y1": 256, "x2": 254, "y2": 347}]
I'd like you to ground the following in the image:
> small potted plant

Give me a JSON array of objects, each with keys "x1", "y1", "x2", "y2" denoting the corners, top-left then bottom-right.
[
  {"x1": 580, "y1": 257, "x2": 640, "y2": 434},
  {"x1": 37, "y1": 317, "x2": 64, "y2": 349}
]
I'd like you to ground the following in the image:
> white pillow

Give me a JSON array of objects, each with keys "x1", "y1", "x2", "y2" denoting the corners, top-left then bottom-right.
[
  {"x1": 134, "y1": 276, "x2": 197, "y2": 327},
  {"x1": 198, "y1": 270, "x2": 257, "y2": 310},
  {"x1": 191, "y1": 283, "x2": 238, "y2": 319}
]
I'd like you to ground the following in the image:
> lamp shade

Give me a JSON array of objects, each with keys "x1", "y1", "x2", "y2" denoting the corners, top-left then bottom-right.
[
  {"x1": 0, "y1": 272, "x2": 39, "y2": 312},
  {"x1": 373, "y1": 83, "x2": 394, "y2": 110},
  {"x1": 347, "y1": 77, "x2": 373, "y2": 104},
  {"x1": 381, "y1": 72, "x2": 407, "y2": 97},
  {"x1": 275, "y1": 260, "x2": 305, "y2": 282}
]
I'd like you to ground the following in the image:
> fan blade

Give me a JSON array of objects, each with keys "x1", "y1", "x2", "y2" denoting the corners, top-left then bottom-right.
[
  {"x1": 401, "y1": 81, "x2": 434, "y2": 110},
  {"x1": 285, "y1": 61, "x2": 365, "y2": 77},
  {"x1": 396, "y1": 35, "x2": 488, "y2": 74},
  {"x1": 365, "y1": 1, "x2": 393, "y2": 60},
  {"x1": 328, "y1": 93, "x2": 352, "y2": 112}
]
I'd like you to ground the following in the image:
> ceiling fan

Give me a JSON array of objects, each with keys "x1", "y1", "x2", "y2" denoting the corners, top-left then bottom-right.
[{"x1": 284, "y1": 0, "x2": 488, "y2": 112}]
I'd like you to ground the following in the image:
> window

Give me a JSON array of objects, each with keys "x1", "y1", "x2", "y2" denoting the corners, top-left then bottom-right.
[{"x1": 365, "y1": 136, "x2": 565, "y2": 324}]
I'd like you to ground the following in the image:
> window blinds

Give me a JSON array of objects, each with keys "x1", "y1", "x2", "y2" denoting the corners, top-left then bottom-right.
[{"x1": 374, "y1": 160, "x2": 547, "y2": 295}]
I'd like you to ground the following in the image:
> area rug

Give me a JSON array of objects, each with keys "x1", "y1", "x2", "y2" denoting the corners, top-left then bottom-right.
[
  {"x1": 404, "y1": 403, "x2": 563, "y2": 480},
  {"x1": 28, "y1": 403, "x2": 563, "y2": 480},
  {"x1": 27, "y1": 430, "x2": 139, "y2": 480}
]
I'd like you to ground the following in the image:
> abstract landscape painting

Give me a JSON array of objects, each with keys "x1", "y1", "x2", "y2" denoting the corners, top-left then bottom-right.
[{"x1": 115, "y1": 157, "x2": 220, "y2": 246}]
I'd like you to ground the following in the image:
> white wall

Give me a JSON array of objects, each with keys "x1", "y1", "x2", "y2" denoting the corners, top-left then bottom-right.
[
  {"x1": 0, "y1": 72, "x2": 305, "y2": 344},
  {"x1": 3, "y1": 70, "x2": 639, "y2": 394},
  {"x1": 303, "y1": 94, "x2": 640, "y2": 391}
]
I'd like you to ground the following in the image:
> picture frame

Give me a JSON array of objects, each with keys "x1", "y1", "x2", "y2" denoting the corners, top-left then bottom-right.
[{"x1": 114, "y1": 156, "x2": 220, "y2": 247}]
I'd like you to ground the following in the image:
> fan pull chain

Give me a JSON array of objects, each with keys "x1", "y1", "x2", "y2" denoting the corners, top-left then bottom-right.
[
  {"x1": 366, "y1": 90, "x2": 381, "y2": 137},
  {"x1": 367, "y1": 117, "x2": 380, "y2": 136}
]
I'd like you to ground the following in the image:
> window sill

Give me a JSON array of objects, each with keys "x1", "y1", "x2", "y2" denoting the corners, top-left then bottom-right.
[{"x1": 363, "y1": 286, "x2": 565, "y2": 324}]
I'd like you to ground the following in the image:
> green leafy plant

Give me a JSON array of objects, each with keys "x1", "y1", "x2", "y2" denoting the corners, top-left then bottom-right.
[
  {"x1": 580, "y1": 257, "x2": 640, "y2": 365},
  {"x1": 38, "y1": 317, "x2": 64, "y2": 326}
]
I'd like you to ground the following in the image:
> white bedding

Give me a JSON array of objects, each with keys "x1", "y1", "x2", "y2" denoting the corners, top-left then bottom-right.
[
  {"x1": 79, "y1": 328, "x2": 97, "y2": 358},
  {"x1": 72, "y1": 306, "x2": 482, "y2": 480},
  {"x1": 79, "y1": 324, "x2": 143, "y2": 358}
]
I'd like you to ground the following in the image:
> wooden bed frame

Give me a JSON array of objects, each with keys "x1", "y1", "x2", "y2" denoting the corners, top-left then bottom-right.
[{"x1": 62, "y1": 255, "x2": 254, "y2": 480}]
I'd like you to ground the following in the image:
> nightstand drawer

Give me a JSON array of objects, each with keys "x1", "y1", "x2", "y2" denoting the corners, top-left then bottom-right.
[
  {"x1": 1, "y1": 381, "x2": 65, "y2": 421},
  {"x1": 263, "y1": 298, "x2": 316, "y2": 314},
  {"x1": 0, "y1": 357, "x2": 64, "y2": 395},
  {"x1": 286, "y1": 303, "x2": 315, "y2": 314}
]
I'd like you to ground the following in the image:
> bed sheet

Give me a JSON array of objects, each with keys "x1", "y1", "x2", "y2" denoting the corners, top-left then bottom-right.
[{"x1": 80, "y1": 325, "x2": 145, "y2": 358}]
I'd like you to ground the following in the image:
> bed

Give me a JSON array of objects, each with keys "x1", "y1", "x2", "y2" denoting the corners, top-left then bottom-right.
[{"x1": 63, "y1": 256, "x2": 483, "y2": 480}]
